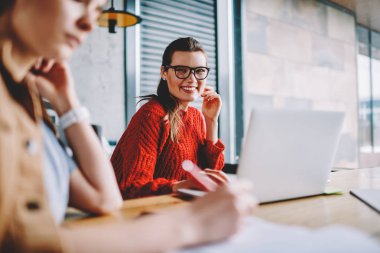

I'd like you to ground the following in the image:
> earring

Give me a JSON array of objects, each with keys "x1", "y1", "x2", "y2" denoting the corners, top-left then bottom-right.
[{"x1": 163, "y1": 78, "x2": 167, "y2": 81}]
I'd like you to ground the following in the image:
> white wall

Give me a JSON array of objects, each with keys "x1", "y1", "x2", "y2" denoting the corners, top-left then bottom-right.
[
  {"x1": 244, "y1": 0, "x2": 358, "y2": 168},
  {"x1": 69, "y1": 25, "x2": 125, "y2": 142}
]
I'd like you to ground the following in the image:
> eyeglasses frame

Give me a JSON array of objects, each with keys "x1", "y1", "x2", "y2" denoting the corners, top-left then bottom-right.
[{"x1": 163, "y1": 65, "x2": 210, "y2": 80}]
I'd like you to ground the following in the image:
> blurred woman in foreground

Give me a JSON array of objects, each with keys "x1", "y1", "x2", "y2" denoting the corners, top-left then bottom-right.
[{"x1": 0, "y1": 0, "x2": 256, "y2": 252}]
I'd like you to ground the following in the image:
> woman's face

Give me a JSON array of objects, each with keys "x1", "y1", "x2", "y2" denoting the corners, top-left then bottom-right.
[
  {"x1": 10, "y1": 0, "x2": 106, "y2": 60},
  {"x1": 162, "y1": 51, "x2": 207, "y2": 107}
]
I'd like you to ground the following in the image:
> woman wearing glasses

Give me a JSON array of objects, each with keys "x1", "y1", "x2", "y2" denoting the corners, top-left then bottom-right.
[{"x1": 112, "y1": 37, "x2": 226, "y2": 199}]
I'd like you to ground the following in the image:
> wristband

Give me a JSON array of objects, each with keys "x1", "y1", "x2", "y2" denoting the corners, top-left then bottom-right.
[{"x1": 60, "y1": 106, "x2": 90, "y2": 130}]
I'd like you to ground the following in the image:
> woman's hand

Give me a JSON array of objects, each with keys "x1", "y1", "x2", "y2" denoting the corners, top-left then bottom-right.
[
  {"x1": 182, "y1": 182, "x2": 257, "y2": 245},
  {"x1": 203, "y1": 169, "x2": 230, "y2": 185},
  {"x1": 172, "y1": 169, "x2": 230, "y2": 192},
  {"x1": 201, "y1": 86, "x2": 222, "y2": 122},
  {"x1": 25, "y1": 59, "x2": 123, "y2": 213},
  {"x1": 25, "y1": 58, "x2": 80, "y2": 116}
]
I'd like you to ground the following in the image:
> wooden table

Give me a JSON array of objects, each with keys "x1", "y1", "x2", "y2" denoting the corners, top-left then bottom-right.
[
  {"x1": 254, "y1": 167, "x2": 380, "y2": 241},
  {"x1": 64, "y1": 167, "x2": 380, "y2": 241}
]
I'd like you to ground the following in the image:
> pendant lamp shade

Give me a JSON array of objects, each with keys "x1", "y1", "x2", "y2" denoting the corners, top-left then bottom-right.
[{"x1": 98, "y1": 0, "x2": 142, "y2": 33}]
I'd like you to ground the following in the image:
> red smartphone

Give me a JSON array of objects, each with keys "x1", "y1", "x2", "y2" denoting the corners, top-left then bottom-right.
[{"x1": 182, "y1": 160, "x2": 217, "y2": 192}]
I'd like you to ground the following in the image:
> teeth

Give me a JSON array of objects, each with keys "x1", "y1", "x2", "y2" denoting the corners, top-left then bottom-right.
[{"x1": 182, "y1": 87, "x2": 196, "y2": 91}]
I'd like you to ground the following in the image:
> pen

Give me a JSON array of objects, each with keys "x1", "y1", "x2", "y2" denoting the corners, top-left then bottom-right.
[{"x1": 182, "y1": 160, "x2": 218, "y2": 192}]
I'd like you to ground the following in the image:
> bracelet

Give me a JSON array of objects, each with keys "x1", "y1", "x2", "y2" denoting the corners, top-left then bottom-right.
[{"x1": 60, "y1": 106, "x2": 90, "y2": 130}]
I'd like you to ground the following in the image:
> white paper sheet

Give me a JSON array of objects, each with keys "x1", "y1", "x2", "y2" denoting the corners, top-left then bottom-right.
[{"x1": 176, "y1": 217, "x2": 380, "y2": 253}]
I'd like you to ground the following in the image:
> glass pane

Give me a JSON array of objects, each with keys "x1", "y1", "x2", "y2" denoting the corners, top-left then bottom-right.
[
  {"x1": 357, "y1": 54, "x2": 372, "y2": 152},
  {"x1": 357, "y1": 26, "x2": 370, "y2": 44},
  {"x1": 357, "y1": 26, "x2": 370, "y2": 56},
  {"x1": 372, "y1": 55, "x2": 380, "y2": 152},
  {"x1": 372, "y1": 31, "x2": 380, "y2": 151},
  {"x1": 372, "y1": 30, "x2": 380, "y2": 60}
]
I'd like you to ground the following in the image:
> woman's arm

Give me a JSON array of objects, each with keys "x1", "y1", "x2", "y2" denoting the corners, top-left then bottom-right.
[
  {"x1": 65, "y1": 121, "x2": 123, "y2": 213},
  {"x1": 61, "y1": 183, "x2": 257, "y2": 253},
  {"x1": 26, "y1": 60, "x2": 122, "y2": 213},
  {"x1": 200, "y1": 86, "x2": 224, "y2": 171},
  {"x1": 205, "y1": 118, "x2": 218, "y2": 144},
  {"x1": 201, "y1": 86, "x2": 222, "y2": 144},
  {"x1": 111, "y1": 105, "x2": 175, "y2": 199}
]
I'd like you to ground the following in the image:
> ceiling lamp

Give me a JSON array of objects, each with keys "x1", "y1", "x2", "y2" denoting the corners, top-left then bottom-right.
[{"x1": 98, "y1": 0, "x2": 142, "y2": 33}]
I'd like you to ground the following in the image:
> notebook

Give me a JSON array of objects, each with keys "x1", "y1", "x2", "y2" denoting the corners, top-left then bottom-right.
[{"x1": 176, "y1": 216, "x2": 380, "y2": 253}]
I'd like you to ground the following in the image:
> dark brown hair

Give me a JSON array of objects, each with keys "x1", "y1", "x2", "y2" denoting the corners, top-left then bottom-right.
[{"x1": 0, "y1": 0, "x2": 14, "y2": 15}]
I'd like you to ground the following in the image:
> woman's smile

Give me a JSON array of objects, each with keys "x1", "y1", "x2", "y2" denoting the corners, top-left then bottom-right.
[{"x1": 180, "y1": 85, "x2": 198, "y2": 93}]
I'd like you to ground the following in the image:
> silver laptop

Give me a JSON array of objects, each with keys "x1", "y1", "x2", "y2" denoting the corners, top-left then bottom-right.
[{"x1": 237, "y1": 108, "x2": 344, "y2": 203}]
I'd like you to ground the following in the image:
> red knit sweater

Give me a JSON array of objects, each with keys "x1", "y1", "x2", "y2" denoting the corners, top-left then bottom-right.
[{"x1": 111, "y1": 99, "x2": 225, "y2": 199}]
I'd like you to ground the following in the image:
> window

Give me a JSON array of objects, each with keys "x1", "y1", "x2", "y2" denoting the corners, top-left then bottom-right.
[{"x1": 357, "y1": 25, "x2": 380, "y2": 153}]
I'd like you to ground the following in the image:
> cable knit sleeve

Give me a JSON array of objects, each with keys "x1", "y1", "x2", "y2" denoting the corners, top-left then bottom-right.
[
  {"x1": 111, "y1": 101, "x2": 175, "y2": 199},
  {"x1": 196, "y1": 109, "x2": 225, "y2": 171},
  {"x1": 202, "y1": 139, "x2": 225, "y2": 170}
]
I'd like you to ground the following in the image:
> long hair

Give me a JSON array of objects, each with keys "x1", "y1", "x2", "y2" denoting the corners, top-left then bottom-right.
[
  {"x1": 140, "y1": 37, "x2": 207, "y2": 142},
  {"x1": 0, "y1": 1, "x2": 56, "y2": 134},
  {"x1": 0, "y1": 59, "x2": 57, "y2": 135}
]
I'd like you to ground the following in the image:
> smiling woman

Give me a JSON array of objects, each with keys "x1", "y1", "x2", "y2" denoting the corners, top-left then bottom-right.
[
  {"x1": 111, "y1": 37, "x2": 226, "y2": 199},
  {"x1": 0, "y1": 1, "x2": 255, "y2": 252}
]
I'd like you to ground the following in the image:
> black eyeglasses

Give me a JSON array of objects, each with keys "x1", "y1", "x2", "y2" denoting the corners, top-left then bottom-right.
[{"x1": 164, "y1": 65, "x2": 210, "y2": 80}]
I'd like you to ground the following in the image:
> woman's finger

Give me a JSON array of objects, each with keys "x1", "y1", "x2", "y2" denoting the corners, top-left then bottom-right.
[
  {"x1": 201, "y1": 90, "x2": 217, "y2": 97},
  {"x1": 34, "y1": 75, "x2": 57, "y2": 98},
  {"x1": 203, "y1": 95, "x2": 221, "y2": 103},
  {"x1": 202, "y1": 171, "x2": 227, "y2": 185},
  {"x1": 207, "y1": 94, "x2": 220, "y2": 100},
  {"x1": 203, "y1": 86, "x2": 214, "y2": 92},
  {"x1": 34, "y1": 58, "x2": 43, "y2": 69},
  {"x1": 237, "y1": 191, "x2": 258, "y2": 215},
  {"x1": 202, "y1": 92, "x2": 217, "y2": 99},
  {"x1": 204, "y1": 169, "x2": 230, "y2": 182},
  {"x1": 202, "y1": 90, "x2": 215, "y2": 95},
  {"x1": 226, "y1": 181, "x2": 257, "y2": 215},
  {"x1": 41, "y1": 59, "x2": 56, "y2": 73},
  {"x1": 204, "y1": 92, "x2": 220, "y2": 99}
]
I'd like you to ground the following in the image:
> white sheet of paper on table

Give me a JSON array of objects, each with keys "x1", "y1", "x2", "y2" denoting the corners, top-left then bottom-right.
[{"x1": 176, "y1": 217, "x2": 380, "y2": 253}]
